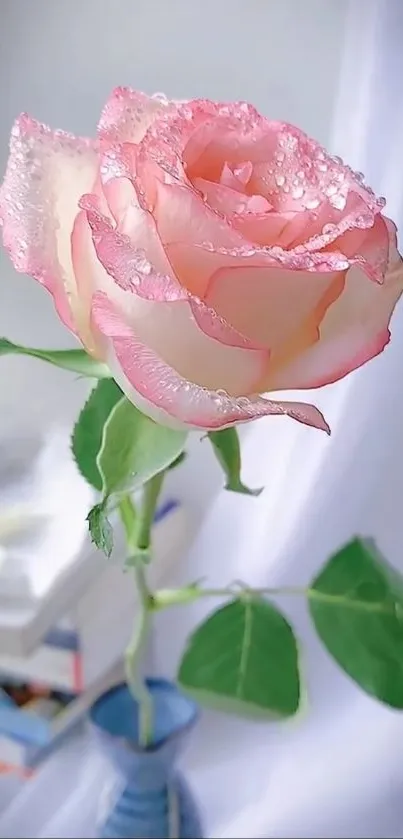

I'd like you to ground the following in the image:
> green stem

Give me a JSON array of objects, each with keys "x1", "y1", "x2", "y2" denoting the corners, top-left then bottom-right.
[
  {"x1": 124, "y1": 562, "x2": 154, "y2": 748},
  {"x1": 119, "y1": 495, "x2": 138, "y2": 547},
  {"x1": 152, "y1": 583, "x2": 392, "y2": 614},
  {"x1": 119, "y1": 472, "x2": 165, "y2": 749},
  {"x1": 136, "y1": 471, "x2": 165, "y2": 550}
]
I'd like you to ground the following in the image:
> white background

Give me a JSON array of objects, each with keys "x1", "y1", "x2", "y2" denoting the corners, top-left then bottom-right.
[{"x1": 1, "y1": 1, "x2": 403, "y2": 836}]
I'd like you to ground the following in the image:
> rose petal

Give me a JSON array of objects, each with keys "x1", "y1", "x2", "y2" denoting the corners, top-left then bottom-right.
[
  {"x1": 81, "y1": 201, "x2": 269, "y2": 389},
  {"x1": 181, "y1": 104, "x2": 278, "y2": 187},
  {"x1": 192, "y1": 177, "x2": 271, "y2": 216},
  {"x1": 153, "y1": 177, "x2": 246, "y2": 247},
  {"x1": 111, "y1": 196, "x2": 176, "y2": 278},
  {"x1": 220, "y1": 161, "x2": 253, "y2": 190},
  {"x1": 106, "y1": 293, "x2": 266, "y2": 396},
  {"x1": 162, "y1": 183, "x2": 352, "y2": 298},
  {"x1": 248, "y1": 122, "x2": 384, "y2": 220},
  {"x1": 136, "y1": 143, "x2": 354, "y2": 296},
  {"x1": 206, "y1": 264, "x2": 345, "y2": 352},
  {"x1": 139, "y1": 99, "x2": 274, "y2": 186},
  {"x1": 151, "y1": 177, "x2": 280, "y2": 296},
  {"x1": 86, "y1": 192, "x2": 265, "y2": 351},
  {"x1": 336, "y1": 213, "x2": 390, "y2": 283},
  {"x1": 286, "y1": 193, "x2": 367, "y2": 253},
  {"x1": 169, "y1": 242, "x2": 351, "y2": 315},
  {"x1": 0, "y1": 114, "x2": 98, "y2": 336},
  {"x1": 91, "y1": 291, "x2": 330, "y2": 433},
  {"x1": 264, "y1": 219, "x2": 403, "y2": 390},
  {"x1": 230, "y1": 210, "x2": 303, "y2": 247},
  {"x1": 71, "y1": 209, "x2": 116, "y2": 354},
  {"x1": 288, "y1": 196, "x2": 389, "y2": 283},
  {"x1": 98, "y1": 87, "x2": 172, "y2": 144},
  {"x1": 138, "y1": 100, "x2": 387, "y2": 268}
]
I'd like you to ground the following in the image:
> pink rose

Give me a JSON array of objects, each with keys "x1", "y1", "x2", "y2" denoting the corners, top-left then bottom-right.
[{"x1": 1, "y1": 90, "x2": 402, "y2": 432}]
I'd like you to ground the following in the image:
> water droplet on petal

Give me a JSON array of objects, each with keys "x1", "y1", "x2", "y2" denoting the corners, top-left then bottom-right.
[
  {"x1": 305, "y1": 198, "x2": 320, "y2": 210},
  {"x1": 241, "y1": 247, "x2": 257, "y2": 256},
  {"x1": 152, "y1": 92, "x2": 168, "y2": 103},
  {"x1": 355, "y1": 213, "x2": 373, "y2": 228},
  {"x1": 179, "y1": 104, "x2": 193, "y2": 120},
  {"x1": 275, "y1": 174, "x2": 285, "y2": 187},
  {"x1": 322, "y1": 223, "x2": 337, "y2": 235},
  {"x1": 292, "y1": 186, "x2": 304, "y2": 199},
  {"x1": 330, "y1": 193, "x2": 347, "y2": 211}
]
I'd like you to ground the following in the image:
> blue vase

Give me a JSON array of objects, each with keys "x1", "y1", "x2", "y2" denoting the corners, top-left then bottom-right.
[{"x1": 89, "y1": 679, "x2": 203, "y2": 839}]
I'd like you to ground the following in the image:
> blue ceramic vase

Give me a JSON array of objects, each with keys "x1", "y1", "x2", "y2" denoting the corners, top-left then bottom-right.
[{"x1": 90, "y1": 679, "x2": 203, "y2": 839}]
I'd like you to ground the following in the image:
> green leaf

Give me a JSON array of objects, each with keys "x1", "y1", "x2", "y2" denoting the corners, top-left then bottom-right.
[
  {"x1": 208, "y1": 428, "x2": 262, "y2": 496},
  {"x1": 168, "y1": 451, "x2": 187, "y2": 470},
  {"x1": 178, "y1": 597, "x2": 300, "y2": 718},
  {"x1": 0, "y1": 337, "x2": 110, "y2": 378},
  {"x1": 309, "y1": 537, "x2": 403, "y2": 708},
  {"x1": 87, "y1": 503, "x2": 113, "y2": 557},
  {"x1": 71, "y1": 379, "x2": 123, "y2": 491},
  {"x1": 98, "y1": 397, "x2": 187, "y2": 497}
]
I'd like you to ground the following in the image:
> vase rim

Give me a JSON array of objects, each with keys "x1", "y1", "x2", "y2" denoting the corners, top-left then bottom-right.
[{"x1": 90, "y1": 678, "x2": 198, "y2": 752}]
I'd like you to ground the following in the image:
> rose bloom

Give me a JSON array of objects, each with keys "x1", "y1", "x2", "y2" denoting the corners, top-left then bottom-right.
[{"x1": 1, "y1": 90, "x2": 402, "y2": 432}]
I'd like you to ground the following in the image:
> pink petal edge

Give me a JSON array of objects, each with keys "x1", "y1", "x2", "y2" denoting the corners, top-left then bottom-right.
[
  {"x1": 91, "y1": 291, "x2": 330, "y2": 433},
  {"x1": 0, "y1": 113, "x2": 98, "y2": 334},
  {"x1": 98, "y1": 87, "x2": 172, "y2": 145}
]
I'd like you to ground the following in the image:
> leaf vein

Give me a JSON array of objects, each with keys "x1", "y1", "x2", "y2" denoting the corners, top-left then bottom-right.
[{"x1": 236, "y1": 600, "x2": 252, "y2": 698}]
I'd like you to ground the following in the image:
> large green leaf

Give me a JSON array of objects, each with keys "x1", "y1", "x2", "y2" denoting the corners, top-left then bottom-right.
[
  {"x1": 309, "y1": 537, "x2": 403, "y2": 708},
  {"x1": 208, "y1": 428, "x2": 262, "y2": 496},
  {"x1": 71, "y1": 379, "x2": 123, "y2": 491},
  {"x1": 98, "y1": 397, "x2": 187, "y2": 497},
  {"x1": 0, "y1": 337, "x2": 110, "y2": 378},
  {"x1": 178, "y1": 597, "x2": 300, "y2": 718}
]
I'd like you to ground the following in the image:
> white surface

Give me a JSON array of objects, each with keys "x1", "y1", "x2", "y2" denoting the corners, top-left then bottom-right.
[
  {"x1": 1, "y1": 0, "x2": 403, "y2": 837},
  {"x1": 0, "y1": 429, "x2": 93, "y2": 602}
]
